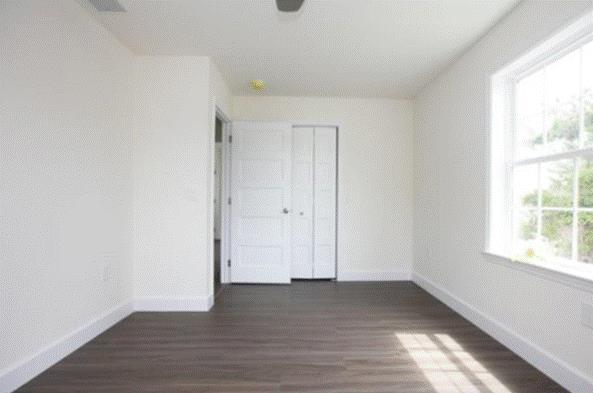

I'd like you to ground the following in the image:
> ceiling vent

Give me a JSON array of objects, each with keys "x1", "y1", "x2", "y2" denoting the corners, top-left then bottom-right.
[{"x1": 87, "y1": 0, "x2": 126, "y2": 12}]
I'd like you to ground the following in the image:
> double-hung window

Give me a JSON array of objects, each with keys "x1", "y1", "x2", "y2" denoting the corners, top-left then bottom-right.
[{"x1": 490, "y1": 15, "x2": 593, "y2": 276}]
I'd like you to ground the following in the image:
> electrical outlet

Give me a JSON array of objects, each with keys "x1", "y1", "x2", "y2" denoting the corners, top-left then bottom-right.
[{"x1": 582, "y1": 303, "x2": 593, "y2": 329}]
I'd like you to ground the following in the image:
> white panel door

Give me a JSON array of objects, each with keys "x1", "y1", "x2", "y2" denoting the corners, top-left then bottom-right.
[
  {"x1": 291, "y1": 127, "x2": 314, "y2": 279},
  {"x1": 231, "y1": 121, "x2": 292, "y2": 283},
  {"x1": 313, "y1": 127, "x2": 337, "y2": 279}
]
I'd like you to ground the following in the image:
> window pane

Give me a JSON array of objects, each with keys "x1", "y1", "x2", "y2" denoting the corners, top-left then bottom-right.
[
  {"x1": 584, "y1": 40, "x2": 593, "y2": 147},
  {"x1": 507, "y1": 38, "x2": 593, "y2": 266},
  {"x1": 578, "y1": 212, "x2": 593, "y2": 264},
  {"x1": 513, "y1": 164, "x2": 538, "y2": 208},
  {"x1": 515, "y1": 114, "x2": 544, "y2": 158},
  {"x1": 541, "y1": 211, "x2": 573, "y2": 260},
  {"x1": 540, "y1": 159, "x2": 574, "y2": 208},
  {"x1": 516, "y1": 69, "x2": 544, "y2": 117},
  {"x1": 515, "y1": 70, "x2": 544, "y2": 159},
  {"x1": 512, "y1": 209, "x2": 537, "y2": 260},
  {"x1": 544, "y1": 49, "x2": 580, "y2": 153},
  {"x1": 579, "y1": 158, "x2": 593, "y2": 208}
]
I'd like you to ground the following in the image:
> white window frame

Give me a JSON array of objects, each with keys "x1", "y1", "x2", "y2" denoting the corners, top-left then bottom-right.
[{"x1": 488, "y1": 10, "x2": 593, "y2": 284}]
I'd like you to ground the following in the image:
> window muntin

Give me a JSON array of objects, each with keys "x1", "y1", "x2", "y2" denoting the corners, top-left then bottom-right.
[{"x1": 510, "y1": 38, "x2": 593, "y2": 265}]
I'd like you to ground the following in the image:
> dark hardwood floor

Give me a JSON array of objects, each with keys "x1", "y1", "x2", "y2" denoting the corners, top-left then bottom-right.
[{"x1": 17, "y1": 282, "x2": 565, "y2": 393}]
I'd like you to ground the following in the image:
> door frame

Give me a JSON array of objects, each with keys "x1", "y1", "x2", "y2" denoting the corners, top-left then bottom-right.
[
  {"x1": 225, "y1": 121, "x2": 341, "y2": 283},
  {"x1": 217, "y1": 108, "x2": 233, "y2": 284}
]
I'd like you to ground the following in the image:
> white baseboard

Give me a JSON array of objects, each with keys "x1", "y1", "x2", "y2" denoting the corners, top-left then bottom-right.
[
  {"x1": 0, "y1": 295, "x2": 214, "y2": 393},
  {"x1": 0, "y1": 301, "x2": 134, "y2": 393},
  {"x1": 134, "y1": 296, "x2": 214, "y2": 312},
  {"x1": 338, "y1": 270, "x2": 411, "y2": 282},
  {"x1": 412, "y1": 273, "x2": 593, "y2": 393}
]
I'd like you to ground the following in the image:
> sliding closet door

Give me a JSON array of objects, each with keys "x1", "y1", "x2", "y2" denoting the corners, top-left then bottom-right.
[
  {"x1": 313, "y1": 127, "x2": 337, "y2": 279},
  {"x1": 291, "y1": 127, "x2": 314, "y2": 278}
]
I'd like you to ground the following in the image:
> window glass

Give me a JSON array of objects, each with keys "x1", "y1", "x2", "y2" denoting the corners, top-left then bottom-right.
[
  {"x1": 544, "y1": 50, "x2": 580, "y2": 154},
  {"x1": 541, "y1": 211, "x2": 573, "y2": 260},
  {"x1": 513, "y1": 164, "x2": 538, "y2": 208},
  {"x1": 507, "y1": 36, "x2": 593, "y2": 266},
  {"x1": 583, "y1": 41, "x2": 593, "y2": 147},
  {"x1": 579, "y1": 158, "x2": 593, "y2": 208},
  {"x1": 512, "y1": 209, "x2": 537, "y2": 260},
  {"x1": 515, "y1": 70, "x2": 544, "y2": 159},
  {"x1": 540, "y1": 159, "x2": 574, "y2": 208},
  {"x1": 578, "y1": 212, "x2": 593, "y2": 263}
]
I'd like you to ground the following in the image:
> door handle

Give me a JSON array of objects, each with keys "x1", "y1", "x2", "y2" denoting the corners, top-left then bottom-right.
[{"x1": 282, "y1": 208, "x2": 290, "y2": 214}]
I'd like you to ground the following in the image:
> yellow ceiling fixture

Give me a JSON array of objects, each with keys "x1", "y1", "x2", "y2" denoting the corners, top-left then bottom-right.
[{"x1": 250, "y1": 79, "x2": 266, "y2": 91}]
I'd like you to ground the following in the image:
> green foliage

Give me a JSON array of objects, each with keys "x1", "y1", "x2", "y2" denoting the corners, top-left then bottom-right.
[
  {"x1": 518, "y1": 91, "x2": 593, "y2": 262},
  {"x1": 579, "y1": 213, "x2": 593, "y2": 261},
  {"x1": 547, "y1": 103, "x2": 579, "y2": 147},
  {"x1": 522, "y1": 193, "x2": 538, "y2": 206},
  {"x1": 541, "y1": 211, "x2": 572, "y2": 257},
  {"x1": 520, "y1": 213, "x2": 536, "y2": 240},
  {"x1": 580, "y1": 162, "x2": 593, "y2": 207}
]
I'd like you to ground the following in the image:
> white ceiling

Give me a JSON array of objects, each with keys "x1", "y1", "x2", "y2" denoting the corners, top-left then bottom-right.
[{"x1": 84, "y1": 0, "x2": 520, "y2": 98}]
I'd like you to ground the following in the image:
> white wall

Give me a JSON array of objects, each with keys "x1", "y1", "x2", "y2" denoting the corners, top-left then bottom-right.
[
  {"x1": 209, "y1": 61, "x2": 233, "y2": 119},
  {"x1": 233, "y1": 96, "x2": 414, "y2": 279},
  {"x1": 0, "y1": 0, "x2": 133, "y2": 379},
  {"x1": 133, "y1": 57, "x2": 231, "y2": 306},
  {"x1": 133, "y1": 57, "x2": 212, "y2": 305},
  {"x1": 414, "y1": 1, "x2": 593, "y2": 390},
  {"x1": 0, "y1": 2, "x2": 232, "y2": 387}
]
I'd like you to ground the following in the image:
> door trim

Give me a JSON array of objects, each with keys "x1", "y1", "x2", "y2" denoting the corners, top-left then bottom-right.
[{"x1": 218, "y1": 108, "x2": 232, "y2": 284}]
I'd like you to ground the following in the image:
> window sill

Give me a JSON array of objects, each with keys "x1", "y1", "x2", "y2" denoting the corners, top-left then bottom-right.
[{"x1": 482, "y1": 251, "x2": 593, "y2": 293}]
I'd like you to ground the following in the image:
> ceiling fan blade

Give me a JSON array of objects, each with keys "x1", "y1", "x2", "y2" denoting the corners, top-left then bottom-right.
[
  {"x1": 87, "y1": 0, "x2": 126, "y2": 12},
  {"x1": 276, "y1": 0, "x2": 305, "y2": 12}
]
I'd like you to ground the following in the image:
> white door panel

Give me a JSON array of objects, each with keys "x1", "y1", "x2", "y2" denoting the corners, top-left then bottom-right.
[
  {"x1": 313, "y1": 127, "x2": 337, "y2": 279},
  {"x1": 231, "y1": 121, "x2": 292, "y2": 284},
  {"x1": 290, "y1": 126, "x2": 337, "y2": 280},
  {"x1": 291, "y1": 127, "x2": 314, "y2": 278}
]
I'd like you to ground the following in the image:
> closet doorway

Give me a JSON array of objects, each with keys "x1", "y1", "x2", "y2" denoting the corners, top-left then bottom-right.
[{"x1": 229, "y1": 122, "x2": 338, "y2": 284}]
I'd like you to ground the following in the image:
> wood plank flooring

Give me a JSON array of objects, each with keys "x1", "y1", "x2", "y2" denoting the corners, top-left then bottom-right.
[{"x1": 17, "y1": 282, "x2": 566, "y2": 392}]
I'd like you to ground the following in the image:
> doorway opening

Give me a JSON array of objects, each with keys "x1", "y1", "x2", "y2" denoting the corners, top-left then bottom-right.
[
  {"x1": 214, "y1": 116, "x2": 223, "y2": 296},
  {"x1": 213, "y1": 110, "x2": 231, "y2": 298}
]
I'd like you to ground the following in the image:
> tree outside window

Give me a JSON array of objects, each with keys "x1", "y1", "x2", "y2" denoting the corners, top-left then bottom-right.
[{"x1": 512, "y1": 40, "x2": 593, "y2": 265}]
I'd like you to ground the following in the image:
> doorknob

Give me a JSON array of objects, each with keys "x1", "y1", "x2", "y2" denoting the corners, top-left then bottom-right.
[{"x1": 282, "y1": 208, "x2": 290, "y2": 214}]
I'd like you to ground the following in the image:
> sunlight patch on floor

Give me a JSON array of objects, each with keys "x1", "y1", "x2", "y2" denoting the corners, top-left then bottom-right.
[
  {"x1": 396, "y1": 333, "x2": 513, "y2": 393},
  {"x1": 435, "y1": 334, "x2": 512, "y2": 393}
]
